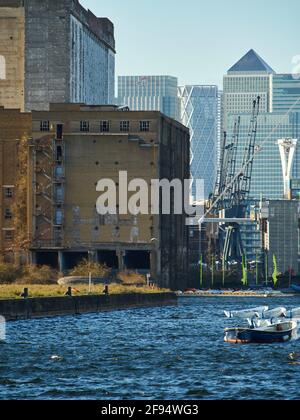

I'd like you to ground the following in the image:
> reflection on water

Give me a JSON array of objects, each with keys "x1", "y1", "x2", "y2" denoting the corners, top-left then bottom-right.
[{"x1": 0, "y1": 297, "x2": 300, "y2": 400}]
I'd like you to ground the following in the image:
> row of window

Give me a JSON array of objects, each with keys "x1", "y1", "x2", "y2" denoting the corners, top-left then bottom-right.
[{"x1": 40, "y1": 120, "x2": 151, "y2": 133}]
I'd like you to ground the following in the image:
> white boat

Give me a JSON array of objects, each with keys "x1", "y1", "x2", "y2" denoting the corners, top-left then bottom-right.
[
  {"x1": 262, "y1": 307, "x2": 287, "y2": 319},
  {"x1": 224, "y1": 306, "x2": 269, "y2": 319},
  {"x1": 286, "y1": 307, "x2": 300, "y2": 319},
  {"x1": 247, "y1": 319, "x2": 273, "y2": 328},
  {"x1": 225, "y1": 320, "x2": 298, "y2": 344}
]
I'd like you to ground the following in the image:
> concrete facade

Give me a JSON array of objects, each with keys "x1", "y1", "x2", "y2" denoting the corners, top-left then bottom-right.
[
  {"x1": 0, "y1": 1, "x2": 25, "y2": 111},
  {"x1": 0, "y1": 0, "x2": 116, "y2": 112},
  {"x1": 0, "y1": 107, "x2": 31, "y2": 262},
  {"x1": 29, "y1": 104, "x2": 190, "y2": 290}
]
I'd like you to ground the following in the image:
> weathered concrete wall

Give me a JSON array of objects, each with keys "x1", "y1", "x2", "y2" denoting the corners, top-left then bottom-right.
[
  {"x1": 0, "y1": 108, "x2": 32, "y2": 262},
  {"x1": 24, "y1": 0, "x2": 70, "y2": 111},
  {"x1": 159, "y1": 116, "x2": 190, "y2": 291},
  {"x1": 0, "y1": 4, "x2": 25, "y2": 110},
  {"x1": 24, "y1": 0, "x2": 115, "y2": 111},
  {"x1": 30, "y1": 104, "x2": 190, "y2": 290},
  {"x1": 0, "y1": 293, "x2": 177, "y2": 321}
]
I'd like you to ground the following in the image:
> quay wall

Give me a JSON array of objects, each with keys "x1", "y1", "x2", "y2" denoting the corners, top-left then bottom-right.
[{"x1": 0, "y1": 293, "x2": 177, "y2": 321}]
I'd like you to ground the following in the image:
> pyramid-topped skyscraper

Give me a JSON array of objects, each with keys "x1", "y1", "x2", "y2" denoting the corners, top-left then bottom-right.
[
  {"x1": 222, "y1": 49, "x2": 275, "y2": 131},
  {"x1": 228, "y1": 49, "x2": 275, "y2": 74}
]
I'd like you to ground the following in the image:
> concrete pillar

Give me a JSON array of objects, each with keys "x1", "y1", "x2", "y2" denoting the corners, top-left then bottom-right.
[
  {"x1": 88, "y1": 250, "x2": 97, "y2": 263},
  {"x1": 117, "y1": 250, "x2": 125, "y2": 272},
  {"x1": 30, "y1": 251, "x2": 37, "y2": 265},
  {"x1": 150, "y1": 250, "x2": 157, "y2": 281},
  {"x1": 58, "y1": 251, "x2": 65, "y2": 272}
]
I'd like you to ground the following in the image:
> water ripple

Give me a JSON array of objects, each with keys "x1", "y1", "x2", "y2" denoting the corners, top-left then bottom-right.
[{"x1": 1, "y1": 297, "x2": 300, "y2": 399}]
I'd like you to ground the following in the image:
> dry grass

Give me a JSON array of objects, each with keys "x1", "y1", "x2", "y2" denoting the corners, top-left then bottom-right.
[
  {"x1": 117, "y1": 271, "x2": 147, "y2": 286},
  {"x1": 69, "y1": 259, "x2": 110, "y2": 278},
  {"x1": 0, "y1": 263, "x2": 58, "y2": 285},
  {"x1": 0, "y1": 283, "x2": 169, "y2": 300}
]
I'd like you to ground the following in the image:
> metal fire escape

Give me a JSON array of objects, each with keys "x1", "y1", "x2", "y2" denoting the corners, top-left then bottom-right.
[{"x1": 31, "y1": 124, "x2": 65, "y2": 248}]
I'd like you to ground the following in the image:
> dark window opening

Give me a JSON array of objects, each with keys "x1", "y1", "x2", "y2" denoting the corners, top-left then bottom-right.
[
  {"x1": 56, "y1": 124, "x2": 63, "y2": 140},
  {"x1": 64, "y1": 252, "x2": 89, "y2": 271},
  {"x1": 125, "y1": 251, "x2": 150, "y2": 270},
  {"x1": 100, "y1": 120, "x2": 110, "y2": 133},
  {"x1": 80, "y1": 121, "x2": 90, "y2": 132},
  {"x1": 40, "y1": 121, "x2": 50, "y2": 132},
  {"x1": 4, "y1": 208, "x2": 12, "y2": 220},
  {"x1": 4, "y1": 188, "x2": 13, "y2": 198},
  {"x1": 140, "y1": 121, "x2": 150, "y2": 132},
  {"x1": 56, "y1": 145, "x2": 62, "y2": 162},
  {"x1": 35, "y1": 252, "x2": 59, "y2": 269},
  {"x1": 98, "y1": 250, "x2": 119, "y2": 269},
  {"x1": 120, "y1": 121, "x2": 130, "y2": 132}
]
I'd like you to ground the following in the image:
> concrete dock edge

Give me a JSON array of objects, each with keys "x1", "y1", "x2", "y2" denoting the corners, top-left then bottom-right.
[{"x1": 0, "y1": 293, "x2": 178, "y2": 321}]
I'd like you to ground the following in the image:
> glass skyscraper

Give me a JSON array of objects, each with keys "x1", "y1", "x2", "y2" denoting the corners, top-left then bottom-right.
[
  {"x1": 228, "y1": 112, "x2": 300, "y2": 200},
  {"x1": 118, "y1": 76, "x2": 180, "y2": 120},
  {"x1": 178, "y1": 85, "x2": 219, "y2": 199},
  {"x1": 273, "y1": 74, "x2": 300, "y2": 113},
  {"x1": 223, "y1": 49, "x2": 274, "y2": 131}
]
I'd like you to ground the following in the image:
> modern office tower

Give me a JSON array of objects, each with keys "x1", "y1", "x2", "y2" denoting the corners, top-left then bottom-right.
[
  {"x1": 118, "y1": 76, "x2": 180, "y2": 120},
  {"x1": 0, "y1": 107, "x2": 31, "y2": 263},
  {"x1": 0, "y1": 0, "x2": 115, "y2": 111},
  {"x1": 273, "y1": 74, "x2": 300, "y2": 113},
  {"x1": 29, "y1": 104, "x2": 190, "y2": 290},
  {"x1": 227, "y1": 112, "x2": 300, "y2": 200},
  {"x1": 222, "y1": 49, "x2": 275, "y2": 131},
  {"x1": 178, "y1": 85, "x2": 219, "y2": 199}
]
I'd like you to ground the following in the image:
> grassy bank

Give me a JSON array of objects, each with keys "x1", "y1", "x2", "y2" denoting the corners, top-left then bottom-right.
[
  {"x1": 0, "y1": 261, "x2": 169, "y2": 300},
  {"x1": 0, "y1": 284, "x2": 169, "y2": 300}
]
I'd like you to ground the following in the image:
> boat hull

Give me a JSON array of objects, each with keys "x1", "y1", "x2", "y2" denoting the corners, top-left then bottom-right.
[
  {"x1": 291, "y1": 285, "x2": 300, "y2": 294},
  {"x1": 225, "y1": 322, "x2": 297, "y2": 344}
]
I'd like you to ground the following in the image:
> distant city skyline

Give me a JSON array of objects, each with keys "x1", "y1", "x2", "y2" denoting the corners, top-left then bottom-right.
[{"x1": 81, "y1": 0, "x2": 300, "y2": 87}]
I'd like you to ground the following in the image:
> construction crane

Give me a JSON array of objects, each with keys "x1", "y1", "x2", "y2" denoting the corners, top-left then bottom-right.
[{"x1": 213, "y1": 96, "x2": 261, "y2": 265}]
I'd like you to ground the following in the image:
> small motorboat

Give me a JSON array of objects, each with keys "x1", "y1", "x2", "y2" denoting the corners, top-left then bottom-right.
[
  {"x1": 286, "y1": 307, "x2": 300, "y2": 319},
  {"x1": 262, "y1": 307, "x2": 287, "y2": 319},
  {"x1": 224, "y1": 306, "x2": 269, "y2": 319},
  {"x1": 247, "y1": 319, "x2": 272, "y2": 329},
  {"x1": 224, "y1": 321, "x2": 298, "y2": 344}
]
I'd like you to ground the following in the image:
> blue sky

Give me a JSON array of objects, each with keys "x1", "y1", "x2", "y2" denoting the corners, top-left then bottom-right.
[{"x1": 81, "y1": 0, "x2": 300, "y2": 88}]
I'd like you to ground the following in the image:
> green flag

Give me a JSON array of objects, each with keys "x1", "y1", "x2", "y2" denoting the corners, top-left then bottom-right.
[
  {"x1": 241, "y1": 255, "x2": 248, "y2": 286},
  {"x1": 272, "y1": 254, "x2": 278, "y2": 287}
]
